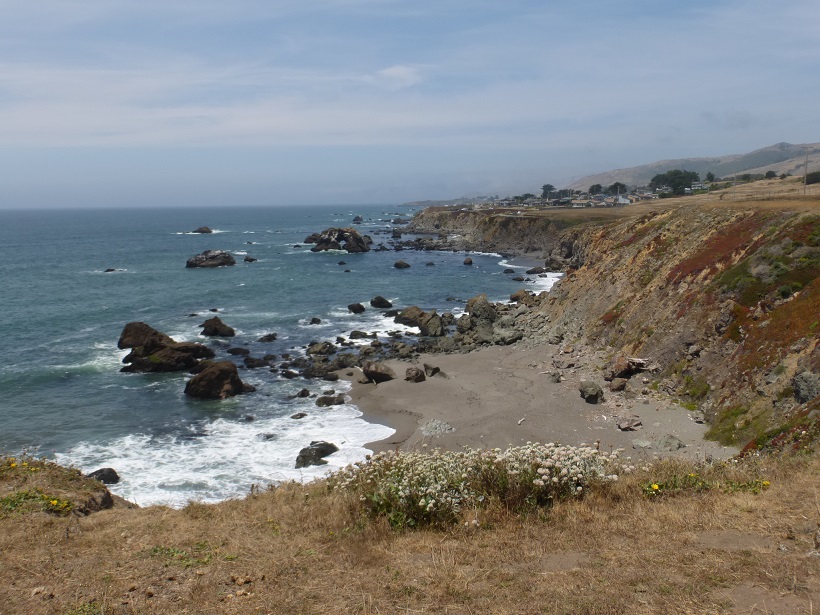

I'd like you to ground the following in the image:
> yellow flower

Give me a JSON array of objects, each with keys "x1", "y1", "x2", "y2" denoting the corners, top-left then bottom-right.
[
  {"x1": 651, "y1": 484, "x2": 659, "y2": 491},
  {"x1": 9, "y1": 463, "x2": 17, "y2": 468},
  {"x1": 761, "y1": 480, "x2": 770, "y2": 488},
  {"x1": 50, "y1": 500, "x2": 58, "y2": 506},
  {"x1": 688, "y1": 473, "x2": 696, "y2": 478}
]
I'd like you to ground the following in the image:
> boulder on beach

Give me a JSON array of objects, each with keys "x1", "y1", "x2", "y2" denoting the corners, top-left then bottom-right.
[
  {"x1": 184, "y1": 361, "x2": 256, "y2": 400},
  {"x1": 394, "y1": 306, "x2": 445, "y2": 337},
  {"x1": 118, "y1": 322, "x2": 215, "y2": 373},
  {"x1": 362, "y1": 361, "x2": 396, "y2": 384},
  {"x1": 185, "y1": 249, "x2": 236, "y2": 268},
  {"x1": 200, "y1": 316, "x2": 235, "y2": 337},
  {"x1": 405, "y1": 367, "x2": 426, "y2": 383},
  {"x1": 579, "y1": 380, "x2": 604, "y2": 404},
  {"x1": 295, "y1": 441, "x2": 339, "y2": 468}
]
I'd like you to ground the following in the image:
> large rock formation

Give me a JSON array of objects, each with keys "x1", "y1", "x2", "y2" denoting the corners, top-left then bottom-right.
[
  {"x1": 304, "y1": 228, "x2": 372, "y2": 253},
  {"x1": 394, "y1": 306, "x2": 445, "y2": 336},
  {"x1": 186, "y1": 250, "x2": 236, "y2": 268},
  {"x1": 118, "y1": 322, "x2": 215, "y2": 373},
  {"x1": 184, "y1": 361, "x2": 256, "y2": 400},
  {"x1": 200, "y1": 316, "x2": 236, "y2": 337}
]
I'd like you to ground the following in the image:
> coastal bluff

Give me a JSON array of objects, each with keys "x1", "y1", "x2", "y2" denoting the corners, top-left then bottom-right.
[{"x1": 405, "y1": 197, "x2": 819, "y2": 453}]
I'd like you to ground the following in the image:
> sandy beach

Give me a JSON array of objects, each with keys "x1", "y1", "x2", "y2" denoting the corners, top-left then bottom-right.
[{"x1": 345, "y1": 342, "x2": 737, "y2": 461}]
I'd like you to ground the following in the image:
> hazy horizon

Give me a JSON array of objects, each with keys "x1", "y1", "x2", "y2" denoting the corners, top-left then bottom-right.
[{"x1": 2, "y1": 1, "x2": 819, "y2": 209}]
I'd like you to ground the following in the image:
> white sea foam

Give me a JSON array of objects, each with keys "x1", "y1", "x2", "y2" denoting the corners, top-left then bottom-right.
[{"x1": 57, "y1": 396, "x2": 394, "y2": 508}]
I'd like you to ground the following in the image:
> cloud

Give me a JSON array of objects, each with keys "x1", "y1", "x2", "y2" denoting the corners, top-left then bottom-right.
[{"x1": 363, "y1": 65, "x2": 424, "y2": 91}]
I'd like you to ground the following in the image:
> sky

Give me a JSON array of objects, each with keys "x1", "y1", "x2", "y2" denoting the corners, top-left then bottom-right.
[{"x1": 1, "y1": 0, "x2": 819, "y2": 208}]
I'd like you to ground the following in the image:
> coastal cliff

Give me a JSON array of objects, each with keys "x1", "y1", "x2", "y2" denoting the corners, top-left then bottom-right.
[{"x1": 412, "y1": 198, "x2": 820, "y2": 451}]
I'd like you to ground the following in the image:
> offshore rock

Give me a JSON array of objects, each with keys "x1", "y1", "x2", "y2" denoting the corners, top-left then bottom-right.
[
  {"x1": 200, "y1": 316, "x2": 236, "y2": 337},
  {"x1": 184, "y1": 361, "x2": 256, "y2": 400},
  {"x1": 191, "y1": 226, "x2": 213, "y2": 234},
  {"x1": 185, "y1": 249, "x2": 236, "y2": 268},
  {"x1": 118, "y1": 322, "x2": 215, "y2": 373},
  {"x1": 305, "y1": 228, "x2": 372, "y2": 253},
  {"x1": 295, "y1": 441, "x2": 339, "y2": 468}
]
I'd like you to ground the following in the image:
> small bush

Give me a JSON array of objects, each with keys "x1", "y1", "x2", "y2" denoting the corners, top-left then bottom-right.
[{"x1": 328, "y1": 443, "x2": 624, "y2": 528}]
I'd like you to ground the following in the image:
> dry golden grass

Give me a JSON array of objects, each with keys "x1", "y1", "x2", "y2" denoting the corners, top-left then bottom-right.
[{"x1": 1, "y1": 454, "x2": 818, "y2": 614}]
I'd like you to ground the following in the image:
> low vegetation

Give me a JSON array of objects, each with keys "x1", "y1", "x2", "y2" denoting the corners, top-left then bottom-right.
[{"x1": 1, "y1": 449, "x2": 818, "y2": 614}]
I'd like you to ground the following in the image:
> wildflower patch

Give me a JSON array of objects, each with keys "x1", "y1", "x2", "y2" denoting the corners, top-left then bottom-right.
[{"x1": 328, "y1": 443, "x2": 623, "y2": 528}]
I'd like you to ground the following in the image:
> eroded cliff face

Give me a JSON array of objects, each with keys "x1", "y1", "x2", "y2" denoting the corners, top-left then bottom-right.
[
  {"x1": 409, "y1": 206, "x2": 588, "y2": 266},
  {"x1": 414, "y1": 202, "x2": 820, "y2": 451}
]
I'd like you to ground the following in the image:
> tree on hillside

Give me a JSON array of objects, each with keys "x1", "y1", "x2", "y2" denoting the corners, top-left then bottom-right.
[
  {"x1": 514, "y1": 193, "x2": 536, "y2": 202},
  {"x1": 706, "y1": 172, "x2": 715, "y2": 182},
  {"x1": 649, "y1": 170, "x2": 700, "y2": 195},
  {"x1": 589, "y1": 184, "x2": 603, "y2": 195},
  {"x1": 608, "y1": 182, "x2": 627, "y2": 195},
  {"x1": 541, "y1": 184, "x2": 555, "y2": 198},
  {"x1": 765, "y1": 171, "x2": 777, "y2": 179}
]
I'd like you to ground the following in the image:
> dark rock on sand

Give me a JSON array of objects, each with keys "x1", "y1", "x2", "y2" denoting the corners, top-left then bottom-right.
[
  {"x1": 184, "y1": 361, "x2": 256, "y2": 400},
  {"x1": 579, "y1": 380, "x2": 604, "y2": 404},
  {"x1": 362, "y1": 361, "x2": 396, "y2": 383},
  {"x1": 295, "y1": 441, "x2": 339, "y2": 468},
  {"x1": 186, "y1": 249, "x2": 236, "y2": 268},
  {"x1": 405, "y1": 367, "x2": 426, "y2": 383},
  {"x1": 316, "y1": 394, "x2": 345, "y2": 407}
]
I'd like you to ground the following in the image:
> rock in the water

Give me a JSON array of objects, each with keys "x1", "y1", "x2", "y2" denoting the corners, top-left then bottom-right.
[
  {"x1": 305, "y1": 227, "x2": 372, "y2": 253},
  {"x1": 200, "y1": 316, "x2": 236, "y2": 337},
  {"x1": 258, "y1": 333, "x2": 278, "y2": 342},
  {"x1": 362, "y1": 361, "x2": 396, "y2": 383},
  {"x1": 185, "y1": 249, "x2": 236, "y2": 268},
  {"x1": 348, "y1": 303, "x2": 366, "y2": 314},
  {"x1": 192, "y1": 226, "x2": 213, "y2": 234},
  {"x1": 184, "y1": 361, "x2": 256, "y2": 400},
  {"x1": 316, "y1": 394, "x2": 345, "y2": 407},
  {"x1": 243, "y1": 255, "x2": 257, "y2": 263},
  {"x1": 405, "y1": 367, "x2": 426, "y2": 383},
  {"x1": 579, "y1": 380, "x2": 604, "y2": 404},
  {"x1": 394, "y1": 260, "x2": 411, "y2": 269},
  {"x1": 118, "y1": 322, "x2": 215, "y2": 373},
  {"x1": 370, "y1": 296, "x2": 393, "y2": 308},
  {"x1": 526, "y1": 266, "x2": 547, "y2": 275},
  {"x1": 87, "y1": 468, "x2": 120, "y2": 484},
  {"x1": 463, "y1": 257, "x2": 473, "y2": 265},
  {"x1": 309, "y1": 317, "x2": 322, "y2": 325},
  {"x1": 295, "y1": 441, "x2": 339, "y2": 468},
  {"x1": 291, "y1": 412, "x2": 308, "y2": 420},
  {"x1": 227, "y1": 347, "x2": 251, "y2": 356}
]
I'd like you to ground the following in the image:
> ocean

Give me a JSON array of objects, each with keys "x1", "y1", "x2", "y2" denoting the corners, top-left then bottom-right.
[{"x1": 0, "y1": 204, "x2": 560, "y2": 507}]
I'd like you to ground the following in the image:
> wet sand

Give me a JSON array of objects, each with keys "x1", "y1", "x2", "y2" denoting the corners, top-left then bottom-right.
[{"x1": 344, "y1": 343, "x2": 737, "y2": 461}]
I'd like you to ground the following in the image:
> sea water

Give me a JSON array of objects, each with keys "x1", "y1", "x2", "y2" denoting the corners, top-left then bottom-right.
[{"x1": 0, "y1": 204, "x2": 561, "y2": 506}]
